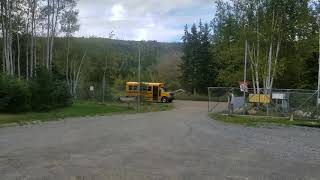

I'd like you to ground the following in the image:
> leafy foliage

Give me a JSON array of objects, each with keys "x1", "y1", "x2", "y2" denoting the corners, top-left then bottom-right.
[
  {"x1": 210, "y1": 0, "x2": 319, "y2": 89},
  {"x1": 0, "y1": 67, "x2": 72, "y2": 113},
  {"x1": 0, "y1": 75, "x2": 31, "y2": 113},
  {"x1": 30, "y1": 66, "x2": 72, "y2": 111}
]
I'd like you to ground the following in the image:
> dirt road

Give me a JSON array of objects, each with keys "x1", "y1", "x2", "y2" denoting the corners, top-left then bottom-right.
[{"x1": 0, "y1": 101, "x2": 319, "y2": 180}]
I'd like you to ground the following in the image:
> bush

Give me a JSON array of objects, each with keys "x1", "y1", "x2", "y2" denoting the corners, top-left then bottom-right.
[
  {"x1": 30, "y1": 67, "x2": 72, "y2": 111},
  {"x1": 51, "y1": 79, "x2": 72, "y2": 108},
  {"x1": 0, "y1": 75, "x2": 31, "y2": 113},
  {"x1": 0, "y1": 67, "x2": 72, "y2": 113}
]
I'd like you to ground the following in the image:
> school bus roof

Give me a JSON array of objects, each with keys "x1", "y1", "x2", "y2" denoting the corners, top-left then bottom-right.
[{"x1": 126, "y1": 82, "x2": 165, "y2": 86}]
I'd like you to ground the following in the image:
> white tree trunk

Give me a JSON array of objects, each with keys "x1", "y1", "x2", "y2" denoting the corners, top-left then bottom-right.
[
  {"x1": 46, "y1": 0, "x2": 50, "y2": 70},
  {"x1": 4, "y1": 0, "x2": 10, "y2": 74},
  {"x1": 267, "y1": 42, "x2": 273, "y2": 90},
  {"x1": 26, "y1": 7, "x2": 30, "y2": 80},
  {"x1": 49, "y1": 0, "x2": 60, "y2": 71},
  {"x1": 49, "y1": 0, "x2": 55, "y2": 71},
  {"x1": 7, "y1": 0, "x2": 13, "y2": 75},
  {"x1": 17, "y1": 32, "x2": 20, "y2": 79},
  {"x1": 1, "y1": 2, "x2": 7, "y2": 73},
  {"x1": 270, "y1": 39, "x2": 281, "y2": 89},
  {"x1": 30, "y1": 0, "x2": 37, "y2": 77},
  {"x1": 34, "y1": 35, "x2": 37, "y2": 71},
  {"x1": 66, "y1": 37, "x2": 70, "y2": 87},
  {"x1": 73, "y1": 50, "x2": 87, "y2": 98}
]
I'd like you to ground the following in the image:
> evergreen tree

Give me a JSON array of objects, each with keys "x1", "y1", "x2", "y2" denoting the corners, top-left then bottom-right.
[
  {"x1": 189, "y1": 23, "x2": 200, "y2": 94},
  {"x1": 180, "y1": 25, "x2": 192, "y2": 92},
  {"x1": 180, "y1": 21, "x2": 217, "y2": 94},
  {"x1": 198, "y1": 22, "x2": 215, "y2": 93}
]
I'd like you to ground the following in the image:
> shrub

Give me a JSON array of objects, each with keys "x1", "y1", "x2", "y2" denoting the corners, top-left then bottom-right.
[
  {"x1": 51, "y1": 79, "x2": 72, "y2": 108},
  {"x1": 30, "y1": 67, "x2": 72, "y2": 111},
  {"x1": 0, "y1": 75, "x2": 31, "y2": 113},
  {"x1": 0, "y1": 67, "x2": 72, "y2": 113}
]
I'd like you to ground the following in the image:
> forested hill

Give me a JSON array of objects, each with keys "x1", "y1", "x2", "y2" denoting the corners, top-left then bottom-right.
[
  {"x1": 51, "y1": 37, "x2": 182, "y2": 99},
  {"x1": 179, "y1": 0, "x2": 319, "y2": 94}
]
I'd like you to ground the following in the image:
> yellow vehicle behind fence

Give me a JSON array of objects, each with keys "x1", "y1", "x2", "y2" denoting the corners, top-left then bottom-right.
[{"x1": 126, "y1": 82, "x2": 174, "y2": 103}]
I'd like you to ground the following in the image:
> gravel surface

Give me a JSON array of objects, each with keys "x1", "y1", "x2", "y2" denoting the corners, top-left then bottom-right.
[{"x1": 0, "y1": 100, "x2": 319, "y2": 180}]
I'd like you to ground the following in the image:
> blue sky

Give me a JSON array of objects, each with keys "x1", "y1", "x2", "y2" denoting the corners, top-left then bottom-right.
[{"x1": 76, "y1": 0, "x2": 214, "y2": 42}]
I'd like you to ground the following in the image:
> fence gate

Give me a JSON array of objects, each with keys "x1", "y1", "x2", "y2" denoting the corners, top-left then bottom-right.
[{"x1": 208, "y1": 87, "x2": 319, "y2": 120}]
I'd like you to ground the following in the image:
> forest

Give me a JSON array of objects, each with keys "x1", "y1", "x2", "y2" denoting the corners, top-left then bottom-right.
[
  {"x1": 0, "y1": 0, "x2": 320, "y2": 113},
  {"x1": 0, "y1": 0, "x2": 181, "y2": 112},
  {"x1": 180, "y1": 0, "x2": 320, "y2": 94}
]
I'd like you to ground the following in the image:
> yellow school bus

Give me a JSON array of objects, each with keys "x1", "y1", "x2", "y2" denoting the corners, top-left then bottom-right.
[{"x1": 125, "y1": 82, "x2": 174, "y2": 103}]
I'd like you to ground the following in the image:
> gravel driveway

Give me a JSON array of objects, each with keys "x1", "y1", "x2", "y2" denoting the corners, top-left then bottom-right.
[{"x1": 0, "y1": 100, "x2": 319, "y2": 180}]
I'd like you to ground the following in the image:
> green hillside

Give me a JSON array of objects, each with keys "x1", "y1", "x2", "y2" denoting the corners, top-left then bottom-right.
[{"x1": 51, "y1": 38, "x2": 182, "y2": 100}]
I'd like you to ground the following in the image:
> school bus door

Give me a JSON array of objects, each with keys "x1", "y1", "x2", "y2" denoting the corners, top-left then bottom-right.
[{"x1": 152, "y1": 86, "x2": 159, "y2": 101}]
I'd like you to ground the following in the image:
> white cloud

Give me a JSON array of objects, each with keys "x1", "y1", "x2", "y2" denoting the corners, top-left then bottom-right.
[
  {"x1": 109, "y1": 4, "x2": 127, "y2": 21},
  {"x1": 135, "y1": 28, "x2": 148, "y2": 41},
  {"x1": 76, "y1": 0, "x2": 213, "y2": 42}
]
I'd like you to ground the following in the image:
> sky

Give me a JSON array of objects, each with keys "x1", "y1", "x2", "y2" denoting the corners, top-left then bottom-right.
[{"x1": 75, "y1": 0, "x2": 214, "y2": 42}]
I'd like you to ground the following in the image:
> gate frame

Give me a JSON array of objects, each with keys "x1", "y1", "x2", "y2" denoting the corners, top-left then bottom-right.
[{"x1": 208, "y1": 87, "x2": 320, "y2": 120}]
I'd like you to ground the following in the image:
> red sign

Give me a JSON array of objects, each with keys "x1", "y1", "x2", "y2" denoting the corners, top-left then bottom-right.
[{"x1": 239, "y1": 81, "x2": 248, "y2": 92}]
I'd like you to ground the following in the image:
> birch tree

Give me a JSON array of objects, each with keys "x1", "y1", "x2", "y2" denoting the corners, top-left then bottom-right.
[
  {"x1": 240, "y1": 0, "x2": 286, "y2": 94},
  {"x1": 60, "y1": 1, "x2": 79, "y2": 96},
  {"x1": 66, "y1": 49, "x2": 87, "y2": 98},
  {"x1": 1, "y1": 0, "x2": 14, "y2": 75},
  {"x1": 42, "y1": 0, "x2": 77, "y2": 71}
]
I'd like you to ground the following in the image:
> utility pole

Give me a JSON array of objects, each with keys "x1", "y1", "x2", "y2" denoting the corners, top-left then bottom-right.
[
  {"x1": 243, "y1": 39, "x2": 248, "y2": 114},
  {"x1": 317, "y1": 15, "x2": 320, "y2": 120},
  {"x1": 243, "y1": 24, "x2": 248, "y2": 114},
  {"x1": 102, "y1": 56, "x2": 107, "y2": 104},
  {"x1": 137, "y1": 45, "x2": 141, "y2": 112}
]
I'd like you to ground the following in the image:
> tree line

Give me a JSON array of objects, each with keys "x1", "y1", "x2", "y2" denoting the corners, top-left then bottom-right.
[
  {"x1": 0, "y1": 0, "x2": 183, "y2": 113},
  {"x1": 0, "y1": 0, "x2": 86, "y2": 112},
  {"x1": 180, "y1": 0, "x2": 320, "y2": 94},
  {"x1": 1, "y1": 0, "x2": 80, "y2": 78}
]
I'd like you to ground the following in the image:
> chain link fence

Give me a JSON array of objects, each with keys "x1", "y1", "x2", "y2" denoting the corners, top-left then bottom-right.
[{"x1": 208, "y1": 87, "x2": 319, "y2": 120}]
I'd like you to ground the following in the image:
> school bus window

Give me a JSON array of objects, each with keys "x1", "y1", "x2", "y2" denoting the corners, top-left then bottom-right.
[
  {"x1": 129, "y1": 85, "x2": 133, "y2": 91},
  {"x1": 148, "y1": 86, "x2": 152, "y2": 91},
  {"x1": 133, "y1": 86, "x2": 138, "y2": 91}
]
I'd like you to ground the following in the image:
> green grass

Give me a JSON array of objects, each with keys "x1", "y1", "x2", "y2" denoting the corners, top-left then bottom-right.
[
  {"x1": 210, "y1": 114, "x2": 320, "y2": 128},
  {"x1": 0, "y1": 101, "x2": 174, "y2": 127},
  {"x1": 0, "y1": 102, "x2": 132, "y2": 126}
]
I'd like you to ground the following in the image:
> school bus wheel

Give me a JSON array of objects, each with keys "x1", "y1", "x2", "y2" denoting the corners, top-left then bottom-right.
[{"x1": 161, "y1": 97, "x2": 168, "y2": 103}]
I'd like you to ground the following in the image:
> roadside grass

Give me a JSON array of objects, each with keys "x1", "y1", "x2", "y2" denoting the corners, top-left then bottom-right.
[
  {"x1": 210, "y1": 114, "x2": 320, "y2": 128},
  {"x1": 0, "y1": 101, "x2": 174, "y2": 126}
]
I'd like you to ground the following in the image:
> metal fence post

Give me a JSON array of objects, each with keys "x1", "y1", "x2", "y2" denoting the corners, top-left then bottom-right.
[{"x1": 208, "y1": 87, "x2": 210, "y2": 112}]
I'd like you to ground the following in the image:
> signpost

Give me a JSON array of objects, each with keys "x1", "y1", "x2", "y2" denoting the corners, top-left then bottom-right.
[
  {"x1": 272, "y1": 93, "x2": 286, "y2": 100},
  {"x1": 89, "y1": 86, "x2": 94, "y2": 100},
  {"x1": 249, "y1": 94, "x2": 271, "y2": 104},
  {"x1": 240, "y1": 81, "x2": 248, "y2": 92}
]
